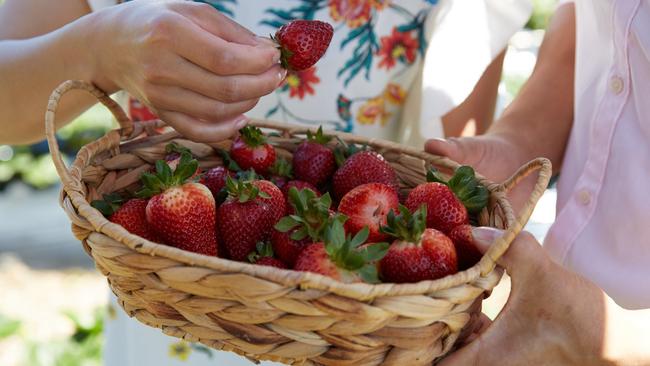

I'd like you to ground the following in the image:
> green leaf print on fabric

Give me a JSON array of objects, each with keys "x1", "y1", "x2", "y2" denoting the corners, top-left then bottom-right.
[{"x1": 260, "y1": 0, "x2": 328, "y2": 28}]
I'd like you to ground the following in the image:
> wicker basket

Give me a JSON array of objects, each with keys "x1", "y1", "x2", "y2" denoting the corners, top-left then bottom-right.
[{"x1": 46, "y1": 80, "x2": 551, "y2": 365}]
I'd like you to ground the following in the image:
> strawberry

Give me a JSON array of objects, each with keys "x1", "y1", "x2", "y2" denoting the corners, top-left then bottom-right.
[
  {"x1": 379, "y1": 205, "x2": 458, "y2": 283},
  {"x1": 282, "y1": 180, "x2": 320, "y2": 198},
  {"x1": 294, "y1": 217, "x2": 389, "y2": 283},
  {"x1": 274, "y1": 20, "x2": 333, "y2": 71},
  {"x1": 200, "y1": 166, "x2": 233, "y2": 202},
  {"x1": 230, "y1": 126, "x2": 276, "y2": 174},
  {"x1": 273, "y1": 187, "x2": 332, "y2": 266},
  {"x1": 338, "y1": 183, "x2": 399, "y2": 243},
  {"x1": 138, "y1": 153, "x2": 217, "y2": 256},
  {"x1": 405, "y1": 166, "x2": 488, "y2": 233},
  {"x1": 292, "y1": 127, "x2": 336, "y2": 187},
  {"x1": 248, "y1": 242, "x2": 288, "y2": 269},
  {"x1": 268, "y1": 158, "x2": 293, "y2": 190},
  {"x1": 217, "y1": 177, "x2": 278, "y2": 261},
  {"x1": 449, "y1": 224, "x2": 483, "y2": 271},
  {"x1": 254, "y1": 179, "x2": 286, "y2": 224},
  {"x1": 332, "y1": 150, "x2": 399, "y2": 199},
  {"x1": 91, "y1": 194, "x2": 158, "y2": 242}
]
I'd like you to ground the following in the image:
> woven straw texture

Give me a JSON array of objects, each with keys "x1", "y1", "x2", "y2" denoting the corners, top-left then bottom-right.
[{"x1": 46, "y1": 81, "x2": 551, "y2": 365}]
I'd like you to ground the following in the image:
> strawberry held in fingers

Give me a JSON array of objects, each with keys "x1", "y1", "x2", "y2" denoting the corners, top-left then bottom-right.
[
  {"x1": 91, "y1": 194, "x2": 158, "y2": 242},
  {"x1": 405, "y1": 166, "x2": 488, "y2": 234},
  {"x1": 138, "y1": 152, "x2": 217, "y2": 256},
  {"x1": 230, "y1": 126, "x2": 276, "y2": 174},
  {"x1": 273, "y1": 187, "x2": 332, "y2": 266},
  {"x1": 333, "y1": 150, "x2": 399, "y2": 199},
  {"x1": 274, "y1": 20, "x2": 334, "y2": 71},
  {"x1": 338, "y1": 183, "x2": 399, "y2": 243},
  {"x1": 217, "y1": 177, "x2": 279, "y2": 261},
  {"x1": 292, "y1": 127, "x2": 336, "y2": 187},
  {"x1": 379, "y1": 205, "x2": 458, "y2": 283},
  {"x1": 294, "y1": 217, "x2": 389, "y2": 283}
]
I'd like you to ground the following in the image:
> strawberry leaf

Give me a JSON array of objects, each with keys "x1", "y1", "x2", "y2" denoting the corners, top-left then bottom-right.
[
  {"x1": 239, "y1": 125, "x2": 267, "y2": 147},
  {"x1": 358, "y1": 264, "x2": 380, "y2": 284},
  {"x1": 275, "y1": 216, "x2": 299, "y2": 232},
  {"x1": 380, "y1": 204, "x2": 426, "y2": 243},
  {"x1": 290, "y1": 226, "x2": 309, "y2": 241},
  {"x1": 358, "y1": 242, "x2": 389, "y2": 262},
  {"x1": 306, "y1": 126, "x2": 332, "y2": 145},
  {"x1": 349, "y1": 227, "x2": 369, "y2": 249},
  {"x1": 216, "y1": 149, "x2": 241, "y2": 172},
  {"x1": 426, "y1": 166, "x2": 489, "y2": 214},
  {"x1": 269, "y1": 158, "x2": 293, "y2": 178},
  {"x1": 165, "y1": 142, "x2": 192, "y2": 156}
]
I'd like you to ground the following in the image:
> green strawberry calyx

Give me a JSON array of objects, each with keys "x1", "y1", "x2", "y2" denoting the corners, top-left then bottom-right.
[
  {"x1": 247, "y1": 241, "x2": 275, "y2": 264},
  {"x1": 274, "y1": 187, "x2": 332, "y2": 242},
  {"x1": 333, "y1": 137, "x2": 367, "y2": 167},
  {"x1": 239, "y1": 125, "x2": 267, "y2": 148},
  {"x1": 164, "y1": 142, "x2": 193, "y2": 157},
  {"x1": 324, "y1": 216, "x2": 389, "y2": 284},
  {"x1": 270, "y1": 34, "x2": 295, "y2": 70},
  {"x1": 269, "y1": 157, "x2": 293, "y2": 179},
  {"x1": 427, "y1": 166, "x2": 489, "y2": 214},
  {"x1": 380, "y1": 204, "x2": 427, "y2": 244},
  {"x1": 223, "y1": 176, "x2": 271, "y2": 203},
  {"x1": 306, "y1": 126, "x2": 332, "y2": 145},
  {"x1": 90, "y1": 193, "x2": 125, "y2": 217},
  {"x1": 137, "y1": 151, "x2": 199, "y2": 198}
]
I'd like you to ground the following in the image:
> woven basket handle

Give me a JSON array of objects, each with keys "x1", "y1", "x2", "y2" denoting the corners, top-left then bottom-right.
[
  {"x1": 478, "y1": 157, "x2": 552, "y2": 276},
  {"x1": 45, "y1": 80, "x2": 133, "y2": 186}
]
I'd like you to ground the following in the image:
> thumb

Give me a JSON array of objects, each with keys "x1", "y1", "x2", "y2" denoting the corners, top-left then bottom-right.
[
  {"x1": 471, "y1": 227, "x2": 546, "y2": 278},
  {"x1": 424, "y1": 138, "x2": 467, "y2": 163}
]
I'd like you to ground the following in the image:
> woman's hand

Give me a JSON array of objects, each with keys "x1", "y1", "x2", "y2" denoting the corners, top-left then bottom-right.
[
  {"x1": 89, "y1": 1, "x2": 284, "y2": 141},
  {"x1": 439, "y1": 228, "x2": 610, "y2": 366}
]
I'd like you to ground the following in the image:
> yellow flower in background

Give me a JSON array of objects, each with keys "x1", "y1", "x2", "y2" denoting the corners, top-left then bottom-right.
[
  {"x1": 357, "y1": 97, "x2": 391, "y2": 126},
  {"x1": 169, "y1": 341, "x2": 192, "y2": 361},
  {"x1": 385, "y1": 83, "x2": 407, "y2": 105}
]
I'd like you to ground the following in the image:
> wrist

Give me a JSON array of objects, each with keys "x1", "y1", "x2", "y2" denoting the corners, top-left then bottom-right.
[{"x1": 78, "y1": 9, "x2": 120, "y2": 93}]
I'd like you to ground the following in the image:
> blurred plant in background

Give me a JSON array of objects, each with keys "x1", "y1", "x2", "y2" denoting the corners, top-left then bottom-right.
[{"x1": 526, "y1": 0, "x2": 558, "y2": 30}]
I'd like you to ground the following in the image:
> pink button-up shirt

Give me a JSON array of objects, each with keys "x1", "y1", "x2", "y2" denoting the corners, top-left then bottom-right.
[{"x1": 544, "y1": 0, "x2": 650, "y2": 310}]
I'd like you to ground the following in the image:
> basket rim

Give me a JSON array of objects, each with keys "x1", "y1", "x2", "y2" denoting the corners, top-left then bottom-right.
[{"x1": 61, "y1": 119, "x2": 516, "y2": 301}]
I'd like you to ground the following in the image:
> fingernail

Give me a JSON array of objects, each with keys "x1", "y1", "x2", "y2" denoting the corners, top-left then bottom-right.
[
  {"x1": 278, "y1": 68, "x2": 287, "y2": 84},
  {"x1": 272, "y1": 50, "x2": 281, "y2": 64},
  {"x1": 234, "y1": 116, "x2": 248, "y2": 130},
  {"x1": 471, "y1": 227, "x2": 503, "y2": 252},
  {"x1": 256, "y1": 36, "x2": 277, "y2": 47}
]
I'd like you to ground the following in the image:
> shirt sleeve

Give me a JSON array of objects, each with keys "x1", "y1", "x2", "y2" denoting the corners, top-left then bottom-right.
[
  {"x1": 86, "y1": 0, "x2": 119, "y2": 11},
  {"x1": 419, "y1": 0, "x2": 533, "y2": 120}
]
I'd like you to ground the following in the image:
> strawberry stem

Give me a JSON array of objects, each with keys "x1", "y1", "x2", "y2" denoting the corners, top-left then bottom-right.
[
  {"x1": 380, "y1": 204, "x2": 427, "y2": 243},
  {"x1": 137, "y1": 151, "x2": 199, "y2": 198},
  {"x1": 274, "y1": 187, "x2": 331, "y2": 241},
  {"x1": 239, "y1": 125, "x2": 267, "y2": 147},
  {"x1": 223, "y1": 176, "x2": 270, "y2": 203}
]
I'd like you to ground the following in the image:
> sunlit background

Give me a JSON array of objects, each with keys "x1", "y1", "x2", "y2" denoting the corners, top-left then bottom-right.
[{"x1": 0, "y1": 1, "x2": 557, "y2": 365}]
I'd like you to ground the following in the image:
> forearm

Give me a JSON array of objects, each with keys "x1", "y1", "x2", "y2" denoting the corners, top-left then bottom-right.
[
  {"x1": 0, "y1": 13, "x2": 102, "y2": 145},
  {"x1": 489, "y1": 3, "x2": 576, "y2": 174},
  {"x1": 602, "y1": 297, "x2": 650, "y2": 365}
]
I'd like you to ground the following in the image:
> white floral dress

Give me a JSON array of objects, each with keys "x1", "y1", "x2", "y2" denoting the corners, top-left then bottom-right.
[{"x1": 87, "y1": 0, "x2": 532, "y2": 364}]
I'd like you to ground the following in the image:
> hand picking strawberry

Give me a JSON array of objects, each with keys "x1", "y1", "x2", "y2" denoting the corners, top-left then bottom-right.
[
  {"x1": 273, "y1": 20, "x2": 334, "y2": 71},
  {"x1": 294, "y1": 215, "x2": 389, "y2": 283},
  {"x1": 137, "y1": 152, "x2": 218, "y2": 256}
]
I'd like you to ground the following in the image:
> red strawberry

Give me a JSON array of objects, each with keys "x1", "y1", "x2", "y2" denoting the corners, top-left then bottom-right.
[
  {"x1": 274, "y1": 20, "x2": 333, "y2": 71},
  {"x1": 338, "y1": 183, "x2": 399, "y2": 243},
  {"x1": 217, "y1": 177, "x2": 278, "y2": 261},
  {"x1": 282, "y1": 180, "x2": 321, "y2": 198},
  {"x1": 248, "y1": 242, "x2": 288, "y2": 269},
  {"x1": 91, "y1": 195, "x2": 158, "y2": 242},
  {"x1": 333, "y1": 151, "x2": 399, "y2": 199},
  {"x1": 273, "y1": 187, "x2": 331, "y2": 266},
  {"x1": 230, "y1": 126, "x2": 276, "y2": 174},
  {"x1": 268, "y1": 158, "x2": 293, "y2": 190},
  {"x1": 253, "y1": 179, "x2": 286, "y2": 224},
  {"x1": 200, "y1": 166, "x2": 233, "y2": 200},
  {"x1": 405, "y1": 166, "x2": 488, "y2": 233},
  {"x1": 294, "y1": 217, "x2": 388, "y2": 283},
  {"x1": 292, "y1": 127, "x2": 336, "y2": 187},
  {"x1": 138, "y1": 153, "x2": 217, "y2": 256},
  {"x1": 379, "y1": 205, "x2": 458, "y2": 283},
  {"x1": 129, "y1": 98, "x2": 157, "y2": 121},
  {"x1": 449, "y1": 224, "x2": 483, "y2": 271}
]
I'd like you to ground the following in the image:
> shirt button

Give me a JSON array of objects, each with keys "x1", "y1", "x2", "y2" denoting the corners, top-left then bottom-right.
[
  {"x1": 577, "y1": 189, "x2": 592, "y2": 205},
  {"x1": 610, "y1": 76, "x2": 624, "y2": 95}
]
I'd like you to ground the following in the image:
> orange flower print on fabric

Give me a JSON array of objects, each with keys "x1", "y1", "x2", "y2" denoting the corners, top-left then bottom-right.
[
  {"x1": 329, "y1": 0, "x2": 390, "y2": 28},
  {"x1": 385, "y1": 83, "x2": 407, "y2": 104},
  {"x1": 357, "y1": 97, "x2": 390, "y2": 126},
  {"x1": 378, "y1": 27, "x2": 419, "y2": 70},
  {"x1": 286, "y1": 67, "x2": 320, "y2": 100}
]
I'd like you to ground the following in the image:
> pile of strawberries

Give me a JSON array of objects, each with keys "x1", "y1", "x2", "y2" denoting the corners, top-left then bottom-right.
[{"x1": 92, "y1": 126, "x2": 489, "y2": 284}]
